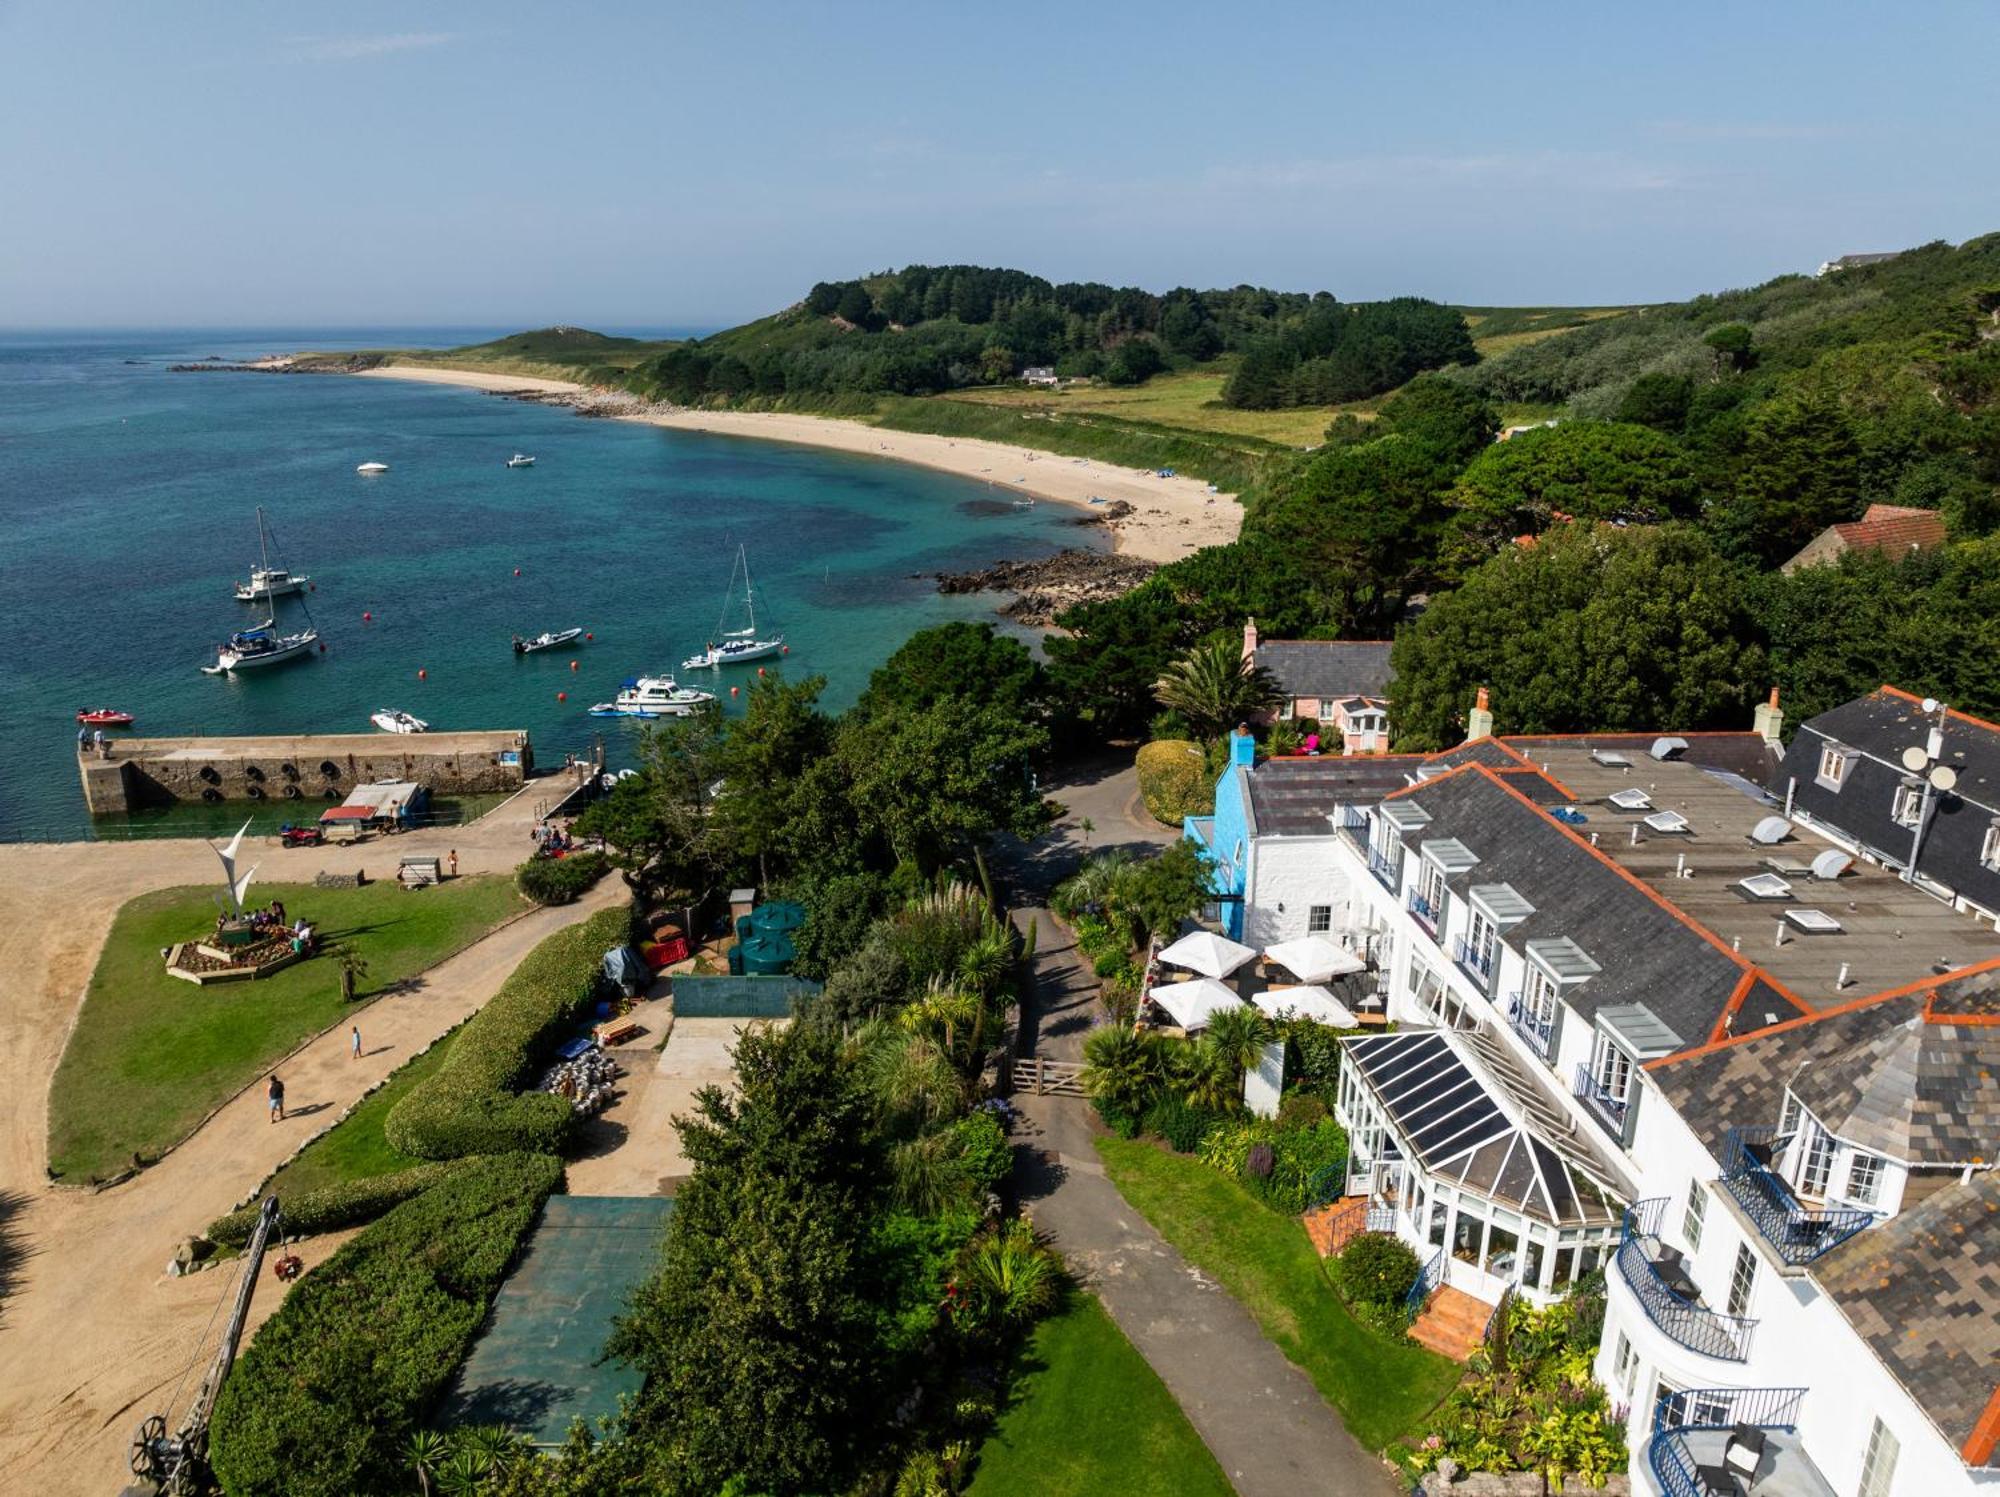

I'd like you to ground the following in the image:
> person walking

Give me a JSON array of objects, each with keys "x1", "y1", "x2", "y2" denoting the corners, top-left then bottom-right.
[
  {"x1": 448, "y1": 848, "x2": 459, "y2": 879},
  {"x1": 266, "y1": 1074, "x2": 285, "y2": 1123},
  {"x1": 350, "y1": 1025, "x2": 362, "y2": 1061}
]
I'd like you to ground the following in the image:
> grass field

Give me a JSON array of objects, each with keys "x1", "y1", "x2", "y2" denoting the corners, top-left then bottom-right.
[
  {"x1": 48, "y1": 877, "x2": 524, "y2": 1182},
  {"x1": 967, "y1": 1293, "x2": 1232, "y2": 1497},
  {"x1": 259, "y1": 1020, "x2": 462, "y2": 1198},
  {"x1": 1098, "y1": 1135, "x2": 1462, "y2": 1450},
  {"x1": 944, "y1": 367, "x2": 1338, "y2": 448}
]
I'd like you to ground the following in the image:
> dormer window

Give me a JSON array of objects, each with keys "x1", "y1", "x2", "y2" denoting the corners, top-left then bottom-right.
[
  {"x1": 1891, "y1": 781, "x2": 1923, "y2": 828},
  {"x1": 1845, "y1": 1151, "x2": 1884, "y2": 1206},
  {"x1": 1816, "y1": 744, "x2": 1853, "y2": 790},
  {"x1": 1982, "y1": 822, "x2": 2000, "y2": 872}
]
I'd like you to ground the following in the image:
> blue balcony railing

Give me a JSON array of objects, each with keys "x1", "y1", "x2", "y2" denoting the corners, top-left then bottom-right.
[
  {"x1": 1648, "y1": 1387, "x2": 1810, "y2": 1497},
  {"x1": 1615, "y1": 1201, "x2": 1754, "y2": 1362},
  {"x1": 1573, "y1": 1063, "x2": 1630, "y2": 1134},
  {"x1": 1506, "y1": 994, "x2": 1555, "y2": 1058},
  {"x1": 1407, "y1": 888, "x2": 1441, "y2": 935},
  {"x1": 1402, "y1": 1244, "x2": 1446, "y2": 1324},
  {"x1": 1366, "y1": 843, "x2": 1401, "y2": 892},
  {"x1": 1452, "y1": 935, "x2": 1495, "y2": 990},
  {"x1": 1721, "y1": 1128, "x2": 1874, "y2": 1266}
]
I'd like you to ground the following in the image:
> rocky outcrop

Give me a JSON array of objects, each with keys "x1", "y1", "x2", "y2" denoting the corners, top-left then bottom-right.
[{"x1": 934, "y1": 549, "x2": 1156, "y2": 626}]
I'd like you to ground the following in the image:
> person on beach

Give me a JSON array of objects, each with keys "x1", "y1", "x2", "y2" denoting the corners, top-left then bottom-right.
[
  {"x1": 448, "y1": 849, "x2": 459, "y2": 878},
  {"x1": 267, "y1": 1075, "x2": 285, "y2": 1123},
  {"x1": 350, "y1": 1025, "x2": 362, "y2": 1061}
]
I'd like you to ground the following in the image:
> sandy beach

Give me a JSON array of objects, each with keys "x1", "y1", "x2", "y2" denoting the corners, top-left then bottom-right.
[{"x1": 350, "y1": 365, "x2": 1242, "y2": 565}]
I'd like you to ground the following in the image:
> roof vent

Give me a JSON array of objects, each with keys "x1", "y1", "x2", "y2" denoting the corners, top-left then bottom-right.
[
  {"x1": 1749, "y1": 815, "x2": 1792, "y2": 845},
  {"x1": 1650, "y1": 736, "x2": 1689, "y2": 761},
  {"x1": 1809, "y1": 849, "x2": 1853, "y2": 881}
]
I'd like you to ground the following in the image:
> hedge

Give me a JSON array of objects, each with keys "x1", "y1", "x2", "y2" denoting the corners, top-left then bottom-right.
[
  {"x1": 383, "y1": 905, "x2": 630, "y2": 1161},
  {"x1": 206, "y1": 1159, "x2": 461, "y2": 1247},
  {"x1": 515, "y1": 850, "x2": 611, "y2": 906},
  {"x1": 209, "y1": 1152, "x2": 562, "y2": 1497},
  {"x1": 1136, "y1": 739, "x2": 1210, "y2": 825}
]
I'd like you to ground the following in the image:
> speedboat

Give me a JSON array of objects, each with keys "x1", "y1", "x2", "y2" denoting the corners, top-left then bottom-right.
[
  {"x1": 587, "y1": 676, "x2": 716, "y2": 719},
  {"x1": 76, "y1": 708, "x2": 135, "y2": 727},
  {"x1": 370, "y1": 709, "x2": 429, "y2": 734},
  {"x1": 505, "y1": 454, "x2": 536, "y2": 468},
  {"x1": 357, "y1": 461, "x2": 389, "y2": 475},
  {"x1": 682, "y1": 545, "x2": 784, "y2": 669},
  {"x1": 513, "y1": 627, "x2": 584, "y2": 655},
  {"x1": 235, "y1": 566, "x2": 310, "y2": 601},
  {"x1": 203, "y1": 621, "x2": 319, "y2": 674}
]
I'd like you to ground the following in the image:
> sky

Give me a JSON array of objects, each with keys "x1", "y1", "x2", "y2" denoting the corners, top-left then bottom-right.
[{"x1": 3, "y1": 1, "x2": 1997, "y2": 328}]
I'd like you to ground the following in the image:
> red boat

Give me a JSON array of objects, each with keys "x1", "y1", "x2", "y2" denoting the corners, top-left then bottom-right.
[{"x1": 76, "y1": 708, "x2": 135, "y2": 727}]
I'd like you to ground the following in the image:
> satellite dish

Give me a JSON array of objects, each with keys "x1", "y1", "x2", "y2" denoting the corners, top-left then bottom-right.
[
  {"x1": 1922, "y1": 697, "x2": 1941, "y2": 714},
  {"x1": 1931, "y1": 765, "x2": 1959, "y2": 791},
  {"x1": 1902, "y1": 746, "x2": 1930, "y2": 771}
]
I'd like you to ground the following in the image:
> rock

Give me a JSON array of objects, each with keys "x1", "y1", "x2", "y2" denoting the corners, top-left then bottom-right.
[{"x1": 933, "y1": 549, "x2": 1157, "y2": 626}]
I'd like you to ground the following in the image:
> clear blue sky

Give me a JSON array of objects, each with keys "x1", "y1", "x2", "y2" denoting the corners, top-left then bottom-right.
[{"x1": 4, "y1": 1, "x2": 1995, "y2": 328}]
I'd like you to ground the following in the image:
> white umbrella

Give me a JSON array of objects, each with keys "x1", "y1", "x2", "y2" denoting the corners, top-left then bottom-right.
[
  {"x1": 1263, "y1": 935, "x2": 1366, "y2": 984},
  {"x1": 1253, "y1": 985, "x2": 1357, "y2": 1027},
  {"x1": 1157, "y1": 929, "x2": 1257, "y2": 980},
  {"x1": 1147, "y1": 977, "x2": 1247, "y2": 1030}
]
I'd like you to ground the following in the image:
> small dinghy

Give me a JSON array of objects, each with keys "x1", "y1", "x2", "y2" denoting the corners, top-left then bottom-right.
[
  {"x1": 513, "y1": 627, "x2": 584, "y2": 655},
  {"x1": 505, "y1": 454, "x2": 536, "y2": 468},
  {"x1": 76, "y1": 707, "x2": 135, "y2": 727},
  {"x1": 356, "y1": 461, "x2": 390, "y2": 475},
  {"x1": 370, "y1": 708, "x2": 429, "y2": 734}
]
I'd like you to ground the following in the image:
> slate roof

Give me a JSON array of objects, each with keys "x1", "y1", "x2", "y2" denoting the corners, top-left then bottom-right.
[
  {"x1": 1381, "y1": 767, "x2": 1754, "y2": 1044},
  {"x1": 1241, "y1": 755, "x2": 1424, "y2": 838},
  {"x1": 1646, "y1": 974, "x2": 2000, "y2": 1166},
  {"x1": 1255, "y1": 640, "x2": 1393, "y2": 702},
  {"x1": 1815, "y1": 1171, "x2": 2000, "y2": 1466},
  {"x1": 1776, "y1": 688, "x2": 2000, "y2": 908}
]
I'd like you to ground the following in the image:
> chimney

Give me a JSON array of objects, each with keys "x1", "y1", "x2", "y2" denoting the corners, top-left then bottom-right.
[
  {"x1": 1753, "y1": 686, "x2": 1783, "y2": 746},
  {"x1": 1242, "y1": 617, "x2": 1259, "y2": 663},
  {"x1": 1465, "y1": 686, "x2": 1494, "y2": 743},
  {"x1": 1229, "y1": 722, "x2": 1257, "y2": 770}
]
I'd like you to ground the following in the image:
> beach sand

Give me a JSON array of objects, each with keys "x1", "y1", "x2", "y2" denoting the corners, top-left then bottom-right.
[{"x1": 350, "y1": 365, "x2": 1242, "y2": 565}]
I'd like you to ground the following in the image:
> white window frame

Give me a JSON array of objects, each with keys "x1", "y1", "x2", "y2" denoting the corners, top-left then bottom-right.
[
  {"x1": 1465, "y1": 908, "x2": 1498, "y2": 979},
  {"x1": 1590, "y1": 1031, "x2": 1634, "y2": 1106},
  {"x1": 1796, "y1": 1114, "x2": 1835, "y2": 1198},
  {"x1": 1418, "y1": 860, "x2": 1449, "y2": 922},
  {"x1": 1816, "y1": 744, "x2": 1852, "y2": 790},
  {"x1": 1726, "y1": 1241, "x2": 1757, "y2": 1318},
  {"x1": 1858, "y1": 1417, "x2": 1900, "y2": 1497},
  {"x1": 1891, "y1": 782, "x2": 1923, "y2": 828},
  {"x1": 1307, "y1": 904, "x2": 1333, "y2": 934},
  {"x1": 1681, "y1": 1185, "x2": 1707, "y2": 1252},
  {"x1": 1845, "y1": 1151, "x2": 1884, "y2": 1206},
  {"x1": 1612, "y1": 1331, "x2": 1638, "y2": 1393}
]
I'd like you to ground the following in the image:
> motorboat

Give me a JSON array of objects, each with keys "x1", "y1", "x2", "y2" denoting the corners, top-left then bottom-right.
[
  {"x1": 370, "y1": 708, "x2": 429, "y2": 734},
  {"x1": 588, "y1": 676, "x2": 716, "y2": 719},
  {"x1": 76, "y1": 708, "x2": 135, "y2": 727},
  {"x1": 505, "y1": 454, "x2": 536, "y2": 468},
  {"x1": 513, "y1": 627, "x2": 584, "y2": 655},
  {"x1": 203, "y1": 620, "x2": 319, "y2": 674},
  {"x1": 682, "y1": 544, "x2": 784, "y2": 670},
  {"x1": 356, "y1": 461, "x2": 389, "y2": 475},
  {"x1": 233, "y1": 508, "x2": 311, "y2": 601}
]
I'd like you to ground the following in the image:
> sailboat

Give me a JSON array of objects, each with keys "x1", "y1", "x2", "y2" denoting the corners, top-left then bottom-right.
[
  {"x1": 206, "y1": 512, "x2": 321, "y2": 673},
  {"x1": 682, "y1": 545, "x2": 785, "y2": 670},
  {"x1": 233, "y1": 507, "x2": 311, "y2": 601}
]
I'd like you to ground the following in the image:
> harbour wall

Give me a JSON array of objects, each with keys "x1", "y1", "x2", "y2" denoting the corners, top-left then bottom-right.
[{"x1": 78, "y1": 730, "x2": 534, "y2": 815}]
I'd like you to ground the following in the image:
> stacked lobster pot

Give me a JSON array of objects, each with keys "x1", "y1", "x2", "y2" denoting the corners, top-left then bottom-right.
[{"x1": 539, "y1": 1048, "x2": 622, "y2": 1116}]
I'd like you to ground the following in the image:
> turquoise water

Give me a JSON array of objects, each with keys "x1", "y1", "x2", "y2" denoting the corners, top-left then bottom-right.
[{"x1": 0, "y1": 330, "x2": 1092, "y2": 840}]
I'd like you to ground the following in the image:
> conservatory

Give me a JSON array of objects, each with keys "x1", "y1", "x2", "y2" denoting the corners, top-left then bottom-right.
[{"x1": 1335, "y1": 1029, "x2": 1627, "y2": 1305}]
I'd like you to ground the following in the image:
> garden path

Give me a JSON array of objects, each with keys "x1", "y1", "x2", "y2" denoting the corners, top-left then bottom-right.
[{"x1": 0, "y1": 867, "x2": 623, "y2": 1497}]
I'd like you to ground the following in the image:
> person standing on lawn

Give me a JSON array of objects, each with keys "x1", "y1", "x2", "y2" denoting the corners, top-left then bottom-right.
[{"x1": 266, "y1": 1074, "x2": 285, "y2": 1123}]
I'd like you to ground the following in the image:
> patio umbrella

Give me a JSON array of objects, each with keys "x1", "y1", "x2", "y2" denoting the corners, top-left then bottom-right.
[
  {"x1": 1157, "y1": 929, "x2": 1257, "y2": 979},
  {"x1": 1147, "y1": 977, "x2": 1247, "y2": 1030},
  {"x1": 1252, "y1": 985, "x2": 1357, "y2": 1027},
  {"x1": 1262, "y1": 935, "x2": 1365, "y2": 984}
]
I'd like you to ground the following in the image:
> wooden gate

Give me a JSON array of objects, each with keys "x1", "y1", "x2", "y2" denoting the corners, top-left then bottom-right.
[{"x1": 1012, "y1": 1057, "x2": 1086, "y2": 1097}]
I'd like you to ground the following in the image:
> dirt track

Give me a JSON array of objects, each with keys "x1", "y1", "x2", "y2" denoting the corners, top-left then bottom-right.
[{"x1": 0, "y1": 779, "x2": 615, "y2": 1495}]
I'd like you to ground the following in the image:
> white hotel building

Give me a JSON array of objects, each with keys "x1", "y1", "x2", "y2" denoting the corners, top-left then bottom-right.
[{"x1": 1190, "y1": 695, "x2": 2000, "y2": 1497}]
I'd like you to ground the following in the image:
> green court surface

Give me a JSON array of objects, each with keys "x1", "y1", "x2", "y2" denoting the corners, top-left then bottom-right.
[{"x1": 439, "y1": 1194, "x2": 672, "y2": 1444}]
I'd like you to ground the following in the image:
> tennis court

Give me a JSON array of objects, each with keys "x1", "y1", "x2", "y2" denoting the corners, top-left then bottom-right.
[{"x1": 439, "y1": 1194, "x2": 673, "y2": 1445}]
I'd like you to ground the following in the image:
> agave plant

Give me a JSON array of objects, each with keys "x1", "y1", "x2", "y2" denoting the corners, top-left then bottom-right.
[{"x1": 436, "y1": 1445, "x2": 494, "y2": 1497}]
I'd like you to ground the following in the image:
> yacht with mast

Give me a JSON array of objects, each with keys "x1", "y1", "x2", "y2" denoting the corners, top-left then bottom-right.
[
  {"x1": 233, "y1": 507, "x2": 311, "y2": 601},
  {"x1": 682, "y1": 544, "x2": 784, "y2": 670}
]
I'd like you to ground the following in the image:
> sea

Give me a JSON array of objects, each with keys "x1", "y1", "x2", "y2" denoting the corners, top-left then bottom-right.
[{"x1": 0, "y1": 329, "x2": 1094, "y2": 842}]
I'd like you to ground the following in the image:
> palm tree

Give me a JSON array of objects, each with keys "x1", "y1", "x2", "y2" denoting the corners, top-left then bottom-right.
[
  {"x1": 407, "y1": 1430, "x2": 449, "y2": 1497},
  {"x1": 1202, "y1": 1004, "x2": 1272, "y2": 1081},
  {"x1": 1052, "y1": 849, "x2": 1133, "y2": 919},
  {"x1": 898, "y1": 981, "x2": 983, "y2": 1060},
  {"x1": 1081, "y1": 1024, "x2": 1165, "y2": 1117},
  {"x1": 1153, "y1": 637, "x2": 1283, "y2": 742}
]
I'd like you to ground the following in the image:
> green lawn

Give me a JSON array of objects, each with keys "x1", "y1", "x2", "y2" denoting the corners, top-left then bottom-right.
[
  {"x1": 968, "y1": 1293, "x2": 1232, "y2": 1497},
  {"x1": 49, "y1": 877, "x2": 525, "y2": 1182},
  {"x1": 1097, "y1": 1135, "x2": 1462, "y2": 1450},
  {"x1": 260, "y1": 1021, "x2": 463, "y2": 1198}
]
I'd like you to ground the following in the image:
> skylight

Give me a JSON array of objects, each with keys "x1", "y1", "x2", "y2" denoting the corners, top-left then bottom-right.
[
  {"x1": 1644, "y1": 810, "x2": 1691, "y2": 833},
  {"x1": 1608, "y1": 788, "x2": 1653, "y2": 811},
  {"x1": 1591, "y1": 750, "x2": 1634, "y2": 768},
  {"x1": 1785, "y1": 908, "x2": 1845, "y2": 934},
  {"x1": 1737, "y1": 873, "x2": 1792, "y2": 900}
]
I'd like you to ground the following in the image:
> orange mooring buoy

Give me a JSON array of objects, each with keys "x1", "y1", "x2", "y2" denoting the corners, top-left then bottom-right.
[
  {"x1": 757, "y1": 667, "x2": 767, "y2": 677},
  {"x1": 782, "y1": 645, "x2": 790, "y2": 655},
  {"x1": 556, "y1": 691, "x2": 567, "y2": 702},
  {"x1": 362, "y1": 611, "x2": 372, "y2": 621},
  {"x1": 417, "y1": 668, "x2": 427, "y2": 680},
  {"x1": 569, "y1": 660, "x2": 578, "y2": 671},
  {"x1": 730, "y1": 686, "x2": 740, "y2": 697},
  {"x1": 513, "y1": 567, "x2": 521, "y2": 577},
  {"x1": 585, "y1": 632, "x2": 594, "y2": 641}
]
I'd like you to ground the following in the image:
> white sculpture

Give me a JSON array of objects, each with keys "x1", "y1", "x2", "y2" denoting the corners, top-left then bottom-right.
[{"x1": 209, "y1": 818, "x2": 259, "y2": 918}]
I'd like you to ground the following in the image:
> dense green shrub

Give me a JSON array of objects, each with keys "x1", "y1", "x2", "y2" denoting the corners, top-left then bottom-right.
[
  {"x1": 1142, "y1": 1094, "x2": 1222, "y2": 1154},
  {"x1": 1333, "y1": 1230, "x2": 1422, "y2": 1313},
  {"x1": 1091, "y1": 1095, "x2": 1142, "y2": 1138},
  {"x1": 205, "y1": 1159, "x2": 460, "y2": 1247},
  {"x1": 209, "y1": 1152, "x2": 563, "y2": 1497},
  {"x1": 1264, "y1": 1118, "x2": 1349, "y2": 1214},
  {"x1": 514, "y1": 850, "x2": 609, "y2": 905},
  {"x1": 1135, "y1": 738, "x2": 1209, "y2": 825},
  {"x1": 951, "y1": 1109, "x2": 1013, "y2": 1195},
  {"x1": 1279, "y1": 1017, "x2": 1352, "y2": 1091},
  {"x1": 1277, "y1": 1089, "x2": 1329, "y2": 1128},
  {"x1": 384, "y1": 906, "x2": 629, "y2": 1160}
]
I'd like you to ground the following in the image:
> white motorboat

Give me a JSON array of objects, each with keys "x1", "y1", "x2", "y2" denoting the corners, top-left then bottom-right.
[
  {"x1": 371, "y1": 709, "x2": 429, "y2": 734},
  {"x1": 203, "y1": 620, "x2": 320, "y2": 674},
  {"x1": 588, "y1": 676, "x2": 716, "y2": 719},
  {"x1": 233, "y1": 508, "x2": 311, "y2": 600},
  {"x1": 505, "y1": 454, "x2": 536, "y2": 468},
  {"x1": 682, "y1": 544, "x2": 784, "y2": 670},
  {"x1": 356, "y1": 461, "x2": 390, "y2": 475},
  {"x1": 513, "y1": 627, "x2": 584, "y2": 655}
]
